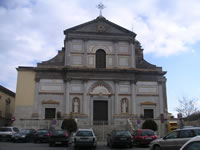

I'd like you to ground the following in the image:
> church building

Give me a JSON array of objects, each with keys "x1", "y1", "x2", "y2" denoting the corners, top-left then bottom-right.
[{"x1": 14, "y1": 13, "x2": 168, "y2": 136}]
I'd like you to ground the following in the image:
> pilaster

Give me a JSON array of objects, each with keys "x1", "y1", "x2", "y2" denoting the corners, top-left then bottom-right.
[
  {"x1": 158, "y1": 81, "x2": 164, "y2": 114},
  {"x1": 114, "y1": 80, "x2": 119, "y2": 114},
  {"x1": 84, "y1": 40, "x2": 88, "y2": 67},
  {"x1": 130, "y1": 43, "x2": 136, "y2": 68},
  {"x1": 65, "y1": 80, "x2": 71, "y2": 114},
  {"x1": 83, "y1": 80, "x2": 88, "y2": 114},
  {"x1": 131, "y1": 81, "x2": 136, "y2": 114},
  {"x1": 65, "y1": 40, "x2": 72, "y2": 66},
  {"x1": 114, "y1": 42, "x2": 118, "y2": 68}
]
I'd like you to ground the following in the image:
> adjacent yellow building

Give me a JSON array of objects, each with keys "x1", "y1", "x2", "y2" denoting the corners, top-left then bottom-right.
[{"x1": 0, "y1": 85, "x2": 15, "y2": 126}]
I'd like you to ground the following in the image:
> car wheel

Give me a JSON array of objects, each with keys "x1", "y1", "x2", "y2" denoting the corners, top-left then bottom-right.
[
  {"x1": 129, "y1": 144, "x2": 133, "y2": 148},
  {"x1": 154, "y1": 145, "x2": 161, "y2": 150},
  {"x1": 92, "y1": 145, "x2": 96, "y2": 149},
  {"x1": 65, "y1": 142, "x2": 69, "y2": 147},
  {"x1": 110, "y1": 142, "x2": 114, "y2": 149}
]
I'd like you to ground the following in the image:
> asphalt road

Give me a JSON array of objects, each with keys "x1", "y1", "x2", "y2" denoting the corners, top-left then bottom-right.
[{"x1": 0, "y1": 141, "x2": 149, "y2": 150}]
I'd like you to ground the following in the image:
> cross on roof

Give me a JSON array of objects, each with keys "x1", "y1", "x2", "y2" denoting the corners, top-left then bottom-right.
[{"x1": 97, "y1": 2, "x2": 106, "y2": 17}]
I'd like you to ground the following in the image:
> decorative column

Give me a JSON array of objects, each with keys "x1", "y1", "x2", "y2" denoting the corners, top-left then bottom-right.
[
  {"x1": 32, "y1": 80, "x2": 40, "y2": 119},
  {"x1": 65, "y1": 40, "x2": 71, "y2": 66},
  {"x1": 84, "y1": 40, "x2": 88, "y2": 67},
  {"x1": 65, "y1": 80, "x2": 71, "y2": 114},
  {"x1": 130, "y1": 43, "x2": 136, "y2": 68},
  {"x1": 162, "y1": 79, "x2": 168, "y2": 117},
  {"x1": 114, "y1": 80, "x2": 119, "y2": 114},
  {"x1": 114, "y1": 42, "x2": 118, "y2": 68},
  {"x1": 63, "y1": 80, "x2": 67, "y2": 114},
  {"x1": 83, "y1": 80, "x2": 88, "y2": 114},
  {"x1": 158, "y1": 81, "x2": 164, "y2": 114},
  {"x1": 131, "y1": 81, "x2": 136, "y2": 115}
]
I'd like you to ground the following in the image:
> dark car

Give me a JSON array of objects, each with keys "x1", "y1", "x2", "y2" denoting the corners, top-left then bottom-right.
[
  {"x1": 12, "y1": 129, "x2": 36, "y2": 142},
  {"x1": 107, "y1": 130, "x2": 133, "y2": 148},
  {"x1": 132, "y1": 129, "x2": 157, "y2": 146},
  {"x1": 34, "y1": 129, "x2": 50, "y2": 143},
  {"x1": 49, "y1": 129, "x2": 70, "y2": 147},
  {"x1": 150, "y1": 127, "x2": 200, "y2": 150},
  {"x1": 0, "y1": 127, "x2": 19, "y2": 141}
]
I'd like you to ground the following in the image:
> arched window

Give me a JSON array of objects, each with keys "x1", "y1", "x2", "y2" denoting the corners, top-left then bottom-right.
[
  {"x1": 96, "y1": 49, "x2": 106, "y2": 68},
  {"x1": 121, "y1": 98, "x2": 129, "y2": 113},
  {"x1": 72, "y1": 97, "x2": 80, "y2": 113}
]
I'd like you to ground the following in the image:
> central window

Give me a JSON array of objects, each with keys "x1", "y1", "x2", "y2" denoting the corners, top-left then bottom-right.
[
  {"x1": 144, "y1": 109, "x2": 154, "y2": 119},
  {"x1": 96, "y1": 49, "x2": 106, "y2": 68},
  {"x1": 45, "y1": 108, "x2": 56, "y2": 119}
]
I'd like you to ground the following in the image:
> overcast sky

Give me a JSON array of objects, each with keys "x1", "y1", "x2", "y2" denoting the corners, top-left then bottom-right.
[{"x1": 0, "y1": 0, "x2": 200, "y2": 116}]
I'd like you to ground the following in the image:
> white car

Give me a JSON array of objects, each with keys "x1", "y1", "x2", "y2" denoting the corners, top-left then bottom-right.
[
  {"x1": 74, "y1": 128, "x2": 97, "y2": 149},
  {"x1": 180, "y1": 136, "x2": 200, "y2": 150},
  {"x1": 0, "y1": 127, "x2": 19, "y2": 141}
]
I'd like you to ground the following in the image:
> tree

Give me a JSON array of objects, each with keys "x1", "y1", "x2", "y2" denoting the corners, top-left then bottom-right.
[
  {"x1": 61, "y1": 119, "x2": 77, "y2": 133},
  {"x1": 142, "y1": 119, "x2": 158, "y2": 131},
  {"x1": 175, "y1": 96, "x2": 199, "y2": 118}
]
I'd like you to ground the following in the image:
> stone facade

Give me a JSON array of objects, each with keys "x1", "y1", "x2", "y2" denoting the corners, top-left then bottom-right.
[
  {"x1": 0, "y1": 85, "x2": 15, "y2": 126},
  {"x1": 14, "y1": 16, "x2": 168, "y2": 136}
]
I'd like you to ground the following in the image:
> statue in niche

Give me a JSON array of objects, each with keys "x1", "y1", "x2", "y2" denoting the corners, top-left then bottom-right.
[
  {"x1": 122, "y1": 99, "x2": 128, "y2": 113},
  {"x1": 73, "y1": 98, "x2": 79, "y2": 113}
]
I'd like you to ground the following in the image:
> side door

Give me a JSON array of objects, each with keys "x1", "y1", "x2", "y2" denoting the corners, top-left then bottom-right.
[
  {"x1": 160, "y1": 130, "x2": 179, "y2": 150},
  {"x1": 176, "y1": 129, "x2": 194, "y2": 149}
]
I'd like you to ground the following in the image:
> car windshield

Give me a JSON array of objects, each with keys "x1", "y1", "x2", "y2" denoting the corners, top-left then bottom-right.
[
  {"x1": 76, "y1": 131, "x2": 93, "y2": 136},
  {"x1": 193, "y1": 129, "x2": 200, "y2": 136},
  {"x1": 115, "y1": 131, "x2": 130, "y2": 136},
  {"x1": 0, "y1": 128, "x2": 11, "y2": 132},
  {"x1": 53, "y1": 130, "x2": 66, "y2": 135},
  {"x1": 37, "y1": 130, "x2": 48, "y2": 134},
  {"x1": 141, "y1": 130, "x2": 155, "y2": 136},
  {"x1": 13, "y1": 128, "x2": 19, "y2": 132},
  {"x1": 21, "y1": 129, "x2": 31, "y2": 133}
]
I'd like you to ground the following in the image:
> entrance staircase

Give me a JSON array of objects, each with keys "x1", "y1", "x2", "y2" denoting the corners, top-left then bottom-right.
[{"x1": 78, "y1": 119, "x2": 137, "y2": 141}]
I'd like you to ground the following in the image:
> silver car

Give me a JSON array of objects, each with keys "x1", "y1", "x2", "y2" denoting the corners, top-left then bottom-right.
[
  {"x1": 0, "y1": 127, "x2": 19, "y2": 141},
  {"x1": 74, "y1": 128, "x2": 97, "y2": 149},
  {"x1": 179, "y1": 135, "x2": 200, "y2": 150},
  {"x1": 150, "y1": 127, "x2": 200, "y2": 150}
]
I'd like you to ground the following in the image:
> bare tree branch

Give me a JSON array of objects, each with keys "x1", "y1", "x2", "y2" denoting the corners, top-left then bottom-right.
[{"x1": 175, "y1": 96, "x2": 199, "y2": 118}]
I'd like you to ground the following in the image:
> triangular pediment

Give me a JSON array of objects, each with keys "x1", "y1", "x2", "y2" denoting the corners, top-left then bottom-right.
[{"x1": 64, "y1": 16, "x2": 136, "y2": 37}]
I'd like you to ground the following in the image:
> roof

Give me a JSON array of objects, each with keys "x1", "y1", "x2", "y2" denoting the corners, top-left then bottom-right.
[
  {"x1": 64, "y1": 16, "x2": 136, "y2": 38},
  {"x1": 0, "y1": 85, "x2": 15, "y2": 97}
]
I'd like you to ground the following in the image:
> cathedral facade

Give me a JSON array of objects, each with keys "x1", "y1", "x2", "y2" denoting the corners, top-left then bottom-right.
[{"x1": 14, "y1": 16, "x2": 168, "y2": 136}]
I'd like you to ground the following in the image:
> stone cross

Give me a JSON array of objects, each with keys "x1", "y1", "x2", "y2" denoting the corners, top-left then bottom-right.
[{"x1": 97, "y1": 2, "x2": 106, "y2": 16}]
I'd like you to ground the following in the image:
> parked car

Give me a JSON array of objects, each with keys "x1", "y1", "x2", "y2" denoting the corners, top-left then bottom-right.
[
  {"x1": 132, "y1": 129, "x2": 157, "y2": 146},
  {"x1": 180, "y1": 136, "x2": 200, "y2": 150},
  {"x1": 49, "y1": 129, "x2": 70, "y2": 147},
  {"x1": 0, "y1": 127, "x2": 19, "y2": 141},
  {"x1": 107, "y1": 130, "x2": 133, "y2": 148},
  {"x1": 74, "y1": 128, "x2": 97, "y2": 149},
  {"x1": 150, "y1": 127, "x2": 200, "y2": 150},
  {"x1": 12, "y1": 129, "x2": 36, "y2": 142},
  {"x1": 70, "y1": 132, "x2": 76, "y2": 143},
  {"x1": 34, "y1": 129, "x2": 50, "y2": 143}
]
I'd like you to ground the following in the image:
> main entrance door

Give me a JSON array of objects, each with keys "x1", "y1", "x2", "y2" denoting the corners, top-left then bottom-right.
[{"x1": 93, "y1": 101, "x2": 108, "y2": 125}]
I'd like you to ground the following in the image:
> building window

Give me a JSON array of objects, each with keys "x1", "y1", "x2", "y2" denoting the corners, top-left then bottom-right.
[
  {"x1": 45, "y1": 108, "x2": 56, "y2": 119},
  {"x1": 96, "y1": 49, "x2": 106, "y2": 68},
  {"x1": 144, "y1": 109, "x2": 154, "y2": 119}
]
